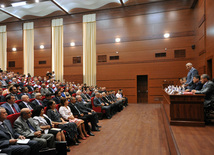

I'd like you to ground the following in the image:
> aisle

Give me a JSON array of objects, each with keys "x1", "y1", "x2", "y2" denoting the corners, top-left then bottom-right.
[{"x1": 68, "y1": 104, "x2": 169, "y2": 155}]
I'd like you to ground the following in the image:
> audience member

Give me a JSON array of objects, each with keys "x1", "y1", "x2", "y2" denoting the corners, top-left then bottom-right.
[
  {"x1": 1, "y1": 95, "x2": 20, "y2": 115},
  {"x1": 19, "y1": 95, "x2": 34, "y2": 110}
]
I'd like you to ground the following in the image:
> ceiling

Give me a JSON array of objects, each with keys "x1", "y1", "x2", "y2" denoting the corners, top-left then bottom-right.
[{"x1": 0, "y1": 0, "x2": 195, "y2": 23}]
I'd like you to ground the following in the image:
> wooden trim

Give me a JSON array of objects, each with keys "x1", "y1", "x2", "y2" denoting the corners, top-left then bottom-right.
[
  {"x1": 97, "y1": 79, "x2": 135, "y2": 81},
  {"x1": 160, "y1": 104, "x2": 181, "y2": 155},
  {"x1": 51, "y1": 0, "x2": 70, "y2": 15},
  {"x1": 97, "y1": 58, "x2": 194, "y2": 66},
  {"x1": 199, "y1": 50, "x2": 206, "y2": 56},
  {"x1": 198, "y1": 15, "x2": 205, "y2": 28},
  {"x1": 191, "y1": 0, "x2": 198, "y2": 9},
  {"x1": 34, "y1": 66, "x2": 51, "y2": 69}
]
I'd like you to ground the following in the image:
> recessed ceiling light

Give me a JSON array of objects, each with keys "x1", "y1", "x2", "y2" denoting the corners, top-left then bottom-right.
[
  {"x1": 40, "y1": 45, "x2": 44, "y2": 49},
  {"x1": 35, "y1": 0, "x2": 40, "y2": 3},
  {"x1": 12, "y1": 48, "x2": 17, "y2": 51},
  {"x1": 1, "y1": 4, "x2": 5, "y2": 8},
  {"x1": 116, "y1": 51, "x2": 119, "y2": 54},
  {"x1": 164, "y1": 33, "x2": 170, "y2": 38},
  {"x1": 115, "y1": 38, "x2": 121, "y2": 43},
  {"x1": 70, "y1": 42, "x2": 75, "y2": 47},
  {"x1": 11, "y1": 1, "x2": 26, "y2": 7}
]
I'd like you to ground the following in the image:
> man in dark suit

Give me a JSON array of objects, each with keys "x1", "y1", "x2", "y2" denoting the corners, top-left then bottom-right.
[
  {"x1": 69, "y1": 97, "x2": 95, "y2": 135},
  {"x1": 0, "y1": 88, "x2": 5, "y2": 102},
  {"x1": 19, "y1": 87, "x2": 32, "y2": 99},
  {"x1": 53, "y1": 91, "x2": 61, "y2": 105},
  {"x1": 101, "y1": 92, "x2": 117, "y2": 115},
  {"x1": 192, "y1": 74, "x2": 214, "y2": 107},
  {"x1": 31, "y1": 93, "x2": 45, "y2": 109},
  {"x1": 184, "y1": 63, "x2": 198, "y2": 89},
  {"x1": 1, "y1": 95, "x2": 20, "y2": 115},
  {"x1": 43, "y1": 94, "x2": 52, "y2": 107},
  {"x1": 93, "y1": 93, "x2": 112, "y2": 119},
  {"x1": 186, "y1": 75, "x2": 203, "y2": 92},
  {"x1": 27, "y1": 82, "x2": 34, "y2": 92},
  {"x1": 14, "y1": 108, "x2": 55, "y2": 150},
  {"x1": 9, "y1": 86, "x2": 21, "y2": 100},
  {"x1": 75, "y1": 95, "x2": 101, "y2": 131},
  {"x1": 48, "y1": 84, "x2": 55, "y2": 95},
  {"x1": 0, "y1": 107, "x2": 39, "y2": 155},
  {"x1": 31, "y1": 87, "x2": 40, "y2": 99},
  {"x1": 19, "y1": 95, "x2": 34, "y2": 110}
]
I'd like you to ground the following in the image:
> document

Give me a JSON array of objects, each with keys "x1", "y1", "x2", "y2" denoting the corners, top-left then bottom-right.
[{"x1": 17, "y1": 139, "x2": 30, "y2": 144}]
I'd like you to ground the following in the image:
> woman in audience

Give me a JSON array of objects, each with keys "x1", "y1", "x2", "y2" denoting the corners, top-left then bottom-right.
[
  {"x1": 58, "y1": 87, "x2": 66, "y2": 98},
  {"x1": 2, "y1": 83, "x2": 13, "y2": 95},
  {"x1": 32, "y1": 105, "x2": 70, "y2": 151},
  {"x1": 59, "y1": 97, "x2": 89, "y2": 140},
  {"x1": 46, "y1": 100, "x2": 80, "y2": 144}
]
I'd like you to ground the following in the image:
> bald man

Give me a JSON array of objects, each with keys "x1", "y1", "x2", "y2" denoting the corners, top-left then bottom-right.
[
  {"x1": 185, "y1": 62, "x2": 198, "y2": 88},
  {"x1": 14, "y1": 108, "x2": 55, "y2": 150},
  {"x1": 19, "y1": 95, "x2": 34, "y2": 110}
]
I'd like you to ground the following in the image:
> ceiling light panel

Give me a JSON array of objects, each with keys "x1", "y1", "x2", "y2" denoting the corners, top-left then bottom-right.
[
  {"x1": 1, "y1": 1, "x2": 64, "y2": 19},
  {"x1": 54, "y1": 0, "x2": 121, "y2": 13}
]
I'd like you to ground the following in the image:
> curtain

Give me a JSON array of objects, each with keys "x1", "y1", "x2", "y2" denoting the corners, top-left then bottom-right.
[
  {"x1": 83, "y1": 14, "x2": 96, "y2": 86},
  {"x1": 52, "y1": 18, "x2": 64, "y2": 82},
  {"x1": 23, "y1": 22, "x2": 34, "y2": 76},
  {"x1": 0, "y1": 25, "x2": 7, "y2": 71}
]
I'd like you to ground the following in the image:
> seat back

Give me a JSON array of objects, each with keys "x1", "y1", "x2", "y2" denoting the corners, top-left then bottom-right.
[
  {"x1": 91, "y1": 97, "x2": 102, "y2": 113},
  {"x1": 7, "y1": 113, "x2": 20, "y2": 127},
  {"x1": 30, "y1": 98, "x2": 35, "y2": 102},
  {"x1": 56, "y1": 104, "x2": 60, "y2": 111},
  {"x1": 15, "y1": 100, "x2": 22, "y2": 104},
  {"x1": 44, "y1": 106, "x2": 47, "y2": 114}
]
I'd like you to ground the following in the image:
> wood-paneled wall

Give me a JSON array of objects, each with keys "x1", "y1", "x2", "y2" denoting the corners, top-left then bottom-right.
[{"x1": 5, "y1": 1, "x2": 214, "y2": 103}]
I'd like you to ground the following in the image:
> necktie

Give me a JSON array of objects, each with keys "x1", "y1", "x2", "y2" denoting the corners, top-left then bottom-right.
[
  {"x1": 2, "y1": 122, "x2": 14, "y2": 138},
  {"x1": 38, "y1": 100, "x2": 42, "y2": 106},
  {"x1": 74, "y1": 105, "x2": 81, "y2": 115},
  {"x1": 26, "y1": 120, "x2": 36, "y2": 132},
  {"x1": 12, "y1": 105, "x2": 18, "y2": 113}
]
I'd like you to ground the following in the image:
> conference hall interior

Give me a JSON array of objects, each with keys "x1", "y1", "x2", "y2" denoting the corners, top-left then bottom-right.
[{"x1": 0, "y1": 0, "x2": 214, "y2": 155}]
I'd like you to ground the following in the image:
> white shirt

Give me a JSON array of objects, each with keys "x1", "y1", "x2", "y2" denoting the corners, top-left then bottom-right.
[
  {"x1": 116, "y1": 93, "x2": 122, "y2": 99},
  {"x1": 59, "y1": 106, "x2": 73, "y2": 120},
  {"x1": 23, "y1": 101, "x2": 33, "y2": 110}
]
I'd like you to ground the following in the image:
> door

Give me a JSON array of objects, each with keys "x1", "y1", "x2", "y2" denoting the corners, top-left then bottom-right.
[
  {"x1": 207, "y1": 59, "x2": 213, "y2": 79},
  {"x1": 137, "y1": 75, "x2": 148, "y2": 103}
]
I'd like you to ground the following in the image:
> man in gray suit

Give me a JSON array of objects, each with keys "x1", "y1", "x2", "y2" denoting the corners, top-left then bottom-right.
[
  {"x1": 185, "y1": 62, "x2": 198, "y2": 88},
  {"x1": 192, "y1": 74, "x2": 214, "y2": 107},
  {"x1": 0, "y1": 107, "x2": 39, "y2": 155},
  {"x1": 14, "y1": 108, "x2": 55, "y2": 150},
  {"x1": 1, "y1": 95, "x2": 20, "y2": 115}
]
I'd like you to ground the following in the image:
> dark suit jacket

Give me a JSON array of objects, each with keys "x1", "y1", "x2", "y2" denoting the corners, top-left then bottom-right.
[
  {"x1": 19, "y1": 101, "x2": 34, "y2": 110},
  {"x1": 80, "y1": 94, "x2": 89, "y2": 102},
  {"x1": 68, "y1": 103, "x2": 82, "y2": 116},
  {"x1": 93, "y1": 97, "x2": 103, "y2": 107},
  {"x1": 189, "y1": 81, "x2": 203, "y2": 91},
  {"x1": 27, "y1": 85, "x2": 34, "y2": 92},
  {"x1": 75, "y1": 101, "x2": 92, "y2": 114},
  {"x1": 0, "y1": 120, "x2": 20, "y2": 148},
  {"x1": 102, "y1": 96, "x2": 111, "y2": 104},
  {"x1": 1, "y1": 103, "x2": 21, "y2": 115},
  {"x1": 0, "y1": 95, "x2": 5, "y2": 102},
  {"x1": 53, "y1": 97, "x2": 61, "y2": 105},
  {"x1": 195, "y1": 80, "x2": 214, "y2": 106},
  {"x1": 31, "y1": 100, "x2": 44, "y2": 109},
  {"x1": 9, "y1": 93, "x2": 21, "y2": 100}
]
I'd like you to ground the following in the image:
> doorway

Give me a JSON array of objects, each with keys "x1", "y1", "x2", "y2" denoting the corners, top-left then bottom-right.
[
  {"x1": 207, "y1": 59, "x2": 213, "y2": 79},
  {"x1": 137, "y1": 75, "x2": 148, "y2": 103}
]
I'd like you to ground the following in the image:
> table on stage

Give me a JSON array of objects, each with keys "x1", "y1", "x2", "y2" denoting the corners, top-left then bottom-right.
[{"x1": 162, "y1": 91, "x2": 205, "y2": 127}]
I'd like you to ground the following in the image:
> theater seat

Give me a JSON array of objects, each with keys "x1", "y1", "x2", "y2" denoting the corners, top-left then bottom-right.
[
  {"x1": 91, "y1": 97, "x2": 106, "y2": 114},
  {"x1": 15, "y1": 100, "x2": 22, "y2": 104},
  {"x1": 56, "y1": 104, "x2": 60, "y2": 111},
  {"x1": 72, "y1": 93, "x2": 76, "y2": 97},
  {"x1": 7, "y1": 113, "x2": 20, "y2": 127},
  {"x1": 30, "y1": 98, "x2": 35, "y2": 102},
  {"x1": 44, "y1": 106, "x2": 47, "y2": 114},
  {"x1": 0, "y1": 102, "x2": 6, "y2": 105}
]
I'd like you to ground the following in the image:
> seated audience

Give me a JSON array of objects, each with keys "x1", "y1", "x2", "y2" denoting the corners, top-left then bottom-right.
[
  {"x1": 9, "y1": 86, "x2": 20, "y2": 100},
  {"x1": 53, "y1": 91, "x2": 62, "y2": 105},
  {"x1": 192, "y1": 74, "x2": 214, "y2": 107},
  {"x1": 19, "y1": 95, "x2": 34, "y2": 110},
  {"x1": 46, "y1": 100, "x2": 79, "y2": 145},
  {"x1": 48, "y1": 83, "x2": 55, "y2": 95},
  {"x1": 32, "y1": 105, "x2": 70, "y2": 152},
  {"x1": 1, "y1": 95, "x2": 20, "y2": 115},
  {"x1": 19, "y1": 87, "x2": 32, "y2": 99},
  {"x1": 14, "y1": 108, "x2": 55, "y2": 150},
  {"x1": 74, "y1": 96, "x2": 100, "y2": 132},
  {"x1": 93, "y1": 93, "x2": 112, "y2": 119},
  {"x1": 27, "y1": 82, "x2": 34, "y2": 92},
  {"x1": 40, "y1": 83, "x2": 51, "y2": 96},
  {"x1": 31, "y1": 93, "x2": 45, "y2": 109},
  {"x1": 43, "y1": 94, "x2": 52, "y2": 107},
  {"x1": 0, "y1": 88, "x2": 5, "y2": 102},
  {"x1": 31, "y1": 87, "x2": 40, "y2": 98},
  {"x1": 2, "y1": 84, "x2": 13, "y2": 95},
  {"x1": 0, "y1": 107, "x2": 39, "y2": 155},
  {"x1": 59, "y1": 98, "x2": 89, "y2": 140}
]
